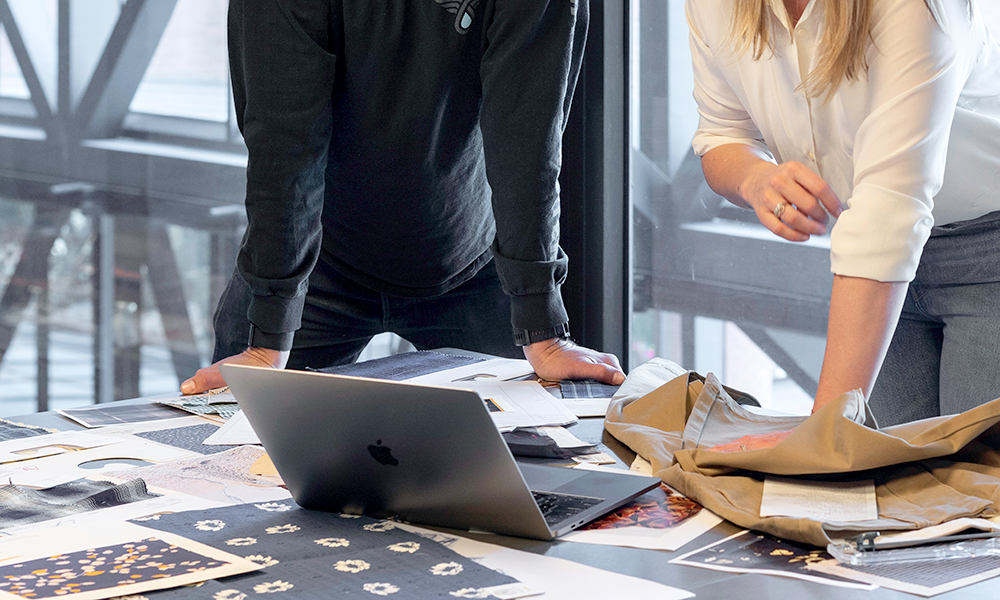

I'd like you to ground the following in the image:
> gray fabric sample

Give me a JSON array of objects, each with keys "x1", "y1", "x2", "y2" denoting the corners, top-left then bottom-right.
[
  {"x1": 559, "y1": 380, "x2": 620, "y2": 399},
  {"x1": 135, "y1": 423, "x2": 229, "y2": 455},
  {"x1": 0, "y1": 418, "x2": 54, "y2": 441},
  {"x1": 0, "y1": 478, "x2": 159, "y2": 529}
]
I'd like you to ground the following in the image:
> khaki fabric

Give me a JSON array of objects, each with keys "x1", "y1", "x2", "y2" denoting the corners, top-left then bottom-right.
[{"x1": 605, "y1": 359, "x2": 1000, "y2": 547}]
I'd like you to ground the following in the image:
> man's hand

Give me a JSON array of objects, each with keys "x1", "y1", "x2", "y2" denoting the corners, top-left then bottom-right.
[
  {"x1": 522, "y1": 337, "x2": 625, "y2": 385},
  {"x1": 180, "y1": 347, "x2": 290, "y2": 395}
]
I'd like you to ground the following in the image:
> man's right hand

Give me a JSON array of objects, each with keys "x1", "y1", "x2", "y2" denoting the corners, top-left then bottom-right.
[{"x1": 180, "y1": 347, "x2": 290, "y2": 394}]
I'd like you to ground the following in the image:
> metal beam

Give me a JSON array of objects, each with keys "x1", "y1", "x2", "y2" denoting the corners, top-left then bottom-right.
[
  {"x1": 145, "y1": 218, "x2": 200, "y2": 383},
  {"x1": 73, "y1": 0, "x2": 177, "y2": 139},
  {"x1": 0, "y1": 0, "x2": 55, "y2": 132}
]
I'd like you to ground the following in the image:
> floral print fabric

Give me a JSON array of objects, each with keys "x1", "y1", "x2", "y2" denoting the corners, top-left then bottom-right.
[{"x1": 129, "y1": 501, "x2": 517, "y2": 598}]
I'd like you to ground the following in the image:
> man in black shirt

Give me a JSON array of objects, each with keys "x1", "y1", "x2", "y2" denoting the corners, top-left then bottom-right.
[{"x1": 181, "y1": 0, "x2": 624, "y2": 393}]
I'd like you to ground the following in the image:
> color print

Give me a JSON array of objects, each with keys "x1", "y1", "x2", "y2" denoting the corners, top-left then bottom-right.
[
  {"x1": 581, "y1": 484, "x2": 701, "y2": 530},
  {"x1": 0, "y1": 537, "x2": 228, "y2": 599}
]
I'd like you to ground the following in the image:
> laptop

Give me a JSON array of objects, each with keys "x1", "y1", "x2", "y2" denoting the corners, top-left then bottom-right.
[{"x1": 220, "y1": 363, "x2": 660, "y2": 540}]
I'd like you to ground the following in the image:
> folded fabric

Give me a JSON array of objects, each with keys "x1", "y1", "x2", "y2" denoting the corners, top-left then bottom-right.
[
  {"x1": 605, "y1": 358, "x2": 1000, "y2": 547},
  {"x1": 0, "y1": 478, "x2": 159, "y2": 529}
]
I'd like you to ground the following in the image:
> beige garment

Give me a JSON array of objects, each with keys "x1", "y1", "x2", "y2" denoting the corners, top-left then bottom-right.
[{"x1": 605, "y1": 359, "x2": 1000, "y2": 547}]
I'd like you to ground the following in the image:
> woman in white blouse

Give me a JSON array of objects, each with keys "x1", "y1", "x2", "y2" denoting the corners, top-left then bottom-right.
[{"x1": 688, "y1": 0, "x2": 1000, "y2": 427}]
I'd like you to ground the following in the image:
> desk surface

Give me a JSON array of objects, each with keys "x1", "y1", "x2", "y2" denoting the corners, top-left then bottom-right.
[{"x1": 10, "y1": 402, "x2": 996, "y2": 599}]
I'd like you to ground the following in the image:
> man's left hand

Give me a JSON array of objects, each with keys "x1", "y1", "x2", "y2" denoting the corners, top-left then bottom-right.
[{"x1": 523, "y1": 337, "x2": 625, "y2": 385}]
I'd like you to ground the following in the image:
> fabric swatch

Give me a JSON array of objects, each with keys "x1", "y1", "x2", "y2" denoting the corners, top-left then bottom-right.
[
  {"x1": 131, "y1": 501, "x2": 519, "y2": 598},
  {"x1": 160, "y1": 393, "x2": 240, "y2": 421},
  {"x1": 0, "y1": 478, "x2": 160, "y2": 530},
  {"x1": 559, "y1": 380, "x2": 620, "y2": 399},
  {"x1": 135, "y1": 424, "x2": 229, "y2": 455},
  {"x1": 0, "y1": 418, "x2": 55, "y2": 441}
]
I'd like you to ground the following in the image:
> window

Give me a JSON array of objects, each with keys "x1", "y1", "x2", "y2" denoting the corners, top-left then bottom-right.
[{"x1": 627, "y1": 0, "x2": 1000, "y2": 413}]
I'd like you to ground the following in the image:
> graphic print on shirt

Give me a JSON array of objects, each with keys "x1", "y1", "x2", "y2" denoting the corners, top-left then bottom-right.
[{"x1": 433, "y1": 0, "x2": 482, "y2": 34}]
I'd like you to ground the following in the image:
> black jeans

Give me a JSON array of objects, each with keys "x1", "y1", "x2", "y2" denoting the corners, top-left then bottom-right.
[{"x1": 212, "y1": 257, "x2": 521, "y2": 370}]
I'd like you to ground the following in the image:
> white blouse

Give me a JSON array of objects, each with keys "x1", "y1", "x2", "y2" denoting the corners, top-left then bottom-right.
[{"x1": 687, "y1": 0, "x2": 1000, "y2": 282}]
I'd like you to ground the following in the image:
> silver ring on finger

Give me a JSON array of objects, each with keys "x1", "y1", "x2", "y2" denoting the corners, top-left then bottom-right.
[{"x1": 773, "y1": 201, "x2": 787, "y2": 220}]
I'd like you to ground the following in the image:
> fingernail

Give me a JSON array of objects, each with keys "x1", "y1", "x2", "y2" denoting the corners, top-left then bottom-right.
[{"x1": 181, "y1": 380, "x2": 195, "y2": 394}]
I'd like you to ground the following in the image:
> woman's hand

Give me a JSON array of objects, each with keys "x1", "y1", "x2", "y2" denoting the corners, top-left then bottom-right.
[
  {"x1": 708, "y1": 429, "x2": 795, "y2": 452},
  {"x1": 701, "y1": 145, "x2": 844, "y2": 242},
  {"x1": 740, "y1": 160, "x2": 844, "y2": 242}
]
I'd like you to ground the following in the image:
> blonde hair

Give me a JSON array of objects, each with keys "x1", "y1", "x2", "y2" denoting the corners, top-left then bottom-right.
[{"x1": 731, "y1": 0, "x2": 956, "y2": 102}]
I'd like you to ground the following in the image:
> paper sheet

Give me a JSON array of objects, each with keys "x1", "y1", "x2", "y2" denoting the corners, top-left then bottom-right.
[
  {"x1": 0, "y1": 431, "x2": 123, "y2": 464},
  {"x1": 809, "y1": 556, "x2": 1000, "y2": 596},
  {"x1": 561, "y1": 464, "x2": 722, "y2": 551},
  {"x1": 202, "y1": 409, "x2": 261, "y2": 445},
  {"x1": 404, "y1": 357, "x2": 535, "y2": 385},
  {"x1": 396, "y1": 523, "x2": 695, "y2": 600},
  {"x1": 671, "y1": 530, "x2": 877, "y2": 590},
  {"x1": 0, "y1": 438, "x2": 199, "y2": 488},
  {"x1": 559, "y1": 396, "x2": 613, "y2": 418},
  {"x1": 760, "y1": 477, "x2": 878, "y2": 522},
  {"x1": 0, "y1": 521, "x2": 261, "y2": 600},
  {"x1": 458, "y1": 380, "x2": 578, "y2": 432},
  {"x1": 101, "y1": 445, "x2": 291, "y2": 505}
]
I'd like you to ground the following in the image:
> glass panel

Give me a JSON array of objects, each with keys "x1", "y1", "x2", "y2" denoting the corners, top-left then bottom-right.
[
  {"x1": 628, "y1": 1, "x2": 1000, "y2": 414},
  {"x1": 0, "y1": 197, "x2": 244, "y2": 417},
  {"x1": 628, "y1": 1, "x2": 825, "y2": 414},
  {"x1": 0, "y1": 25, "x2": 30, "y2": 100},
  {"x1": 129, "y1": 0, "x2": 229, "y2": 122}
]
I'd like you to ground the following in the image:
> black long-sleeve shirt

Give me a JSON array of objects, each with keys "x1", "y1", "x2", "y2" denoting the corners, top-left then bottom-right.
[{"x1": 229, "y1": 0, "x2": 587, "y2": 349}]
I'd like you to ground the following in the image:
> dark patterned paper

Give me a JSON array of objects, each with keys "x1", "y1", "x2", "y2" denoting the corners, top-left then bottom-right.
[
  {"x1": 57, "y1": 404, "x2": 188, "y2": 428},
  {"x1": 135, "y1": 424, "x2": 228, "y2": 455},
  {"x1": 131, "y1": 501, "x2": 518, "y2": 598},
  {"x1": 0, "y1": 537, "x2": 229, "y2": 598},
  {"x1": 676, "y1": 530, "x2": 867, "y2": 586},
  {"x1": 581, "y1": 484, "x2": 701, "y2": 530}
]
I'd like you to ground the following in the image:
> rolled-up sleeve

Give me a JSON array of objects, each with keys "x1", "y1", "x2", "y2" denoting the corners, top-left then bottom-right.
[
  {"x1": 479, "y1": 0, "x2": 587, "y2": 331},
  {"x1": 229, "y1": 0, "x2": 336, "y2": 342},
  {"x1": 830, "y1": 0, "x2": 972, "y2": 282}
]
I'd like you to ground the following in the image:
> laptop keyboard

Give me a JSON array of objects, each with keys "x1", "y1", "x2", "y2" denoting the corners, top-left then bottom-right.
[{"x1": 531, "y1": 490, "x2": 605, "y2": 527}]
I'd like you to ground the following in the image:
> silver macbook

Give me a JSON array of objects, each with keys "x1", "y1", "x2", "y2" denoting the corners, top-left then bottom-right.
[{"x1": 220, "y1": 363, "x2": 660, "y2": 540}]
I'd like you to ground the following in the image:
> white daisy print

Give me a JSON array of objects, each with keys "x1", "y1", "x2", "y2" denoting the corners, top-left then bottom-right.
[
  {"x1": 387, "y1": 542, "x2": 420, "y2": 553},
  {"x1": 225, "y1": 537, "x2": 257, "y2": 546},
  {"x1": 132, "y1": 514, "x2": 162, "y2": 521},
  {"x1": 244, "y1": 555, "x2": 279, "y2": 567},
  {"x1": 450, "y1": 589, "x2": 490, "y2": 599},
  {"x1": 430, "y1": 562, "x2": 464, "y2": 576},
  {"x1": 265, "y1": 524, "x2": 300, "y2": 534},
  {"x1": 195, "y1": 519, "x2": 226, "y2": 532},
  {"x1": 363, "y1": 582, "x2": 400, "y2": 596},
  {"x1": 255, "y1": 502, "x2": 292, "y2": 512},
  {"x1": 253, "y1": 580, "x2": 294, "y2": 593},
  {"x1": 338, "y1": 513, "x2": 362, "y2": 519},
  {"x1": 362, "y1": 521, "x2": 396, "y2": 533},
  {"x1": 213, "y1": 591, "x2": 246, "y2": 600},
  {"x1": 315, "y1": 538, "x2": 350, "y2": 548},
  {"x1": 334, "y1": 559, "x2": 371, "y2": 573}
]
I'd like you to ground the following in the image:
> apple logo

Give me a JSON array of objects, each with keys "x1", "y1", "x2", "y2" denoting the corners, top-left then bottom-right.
[{"x1": 367, "y1": 440, "x2": 399, "y2": 467}]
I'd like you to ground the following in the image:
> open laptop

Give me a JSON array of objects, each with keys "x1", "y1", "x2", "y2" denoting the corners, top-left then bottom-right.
[{"x1": 220, "y1": 363, "x2": 660, "y2": 540}]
